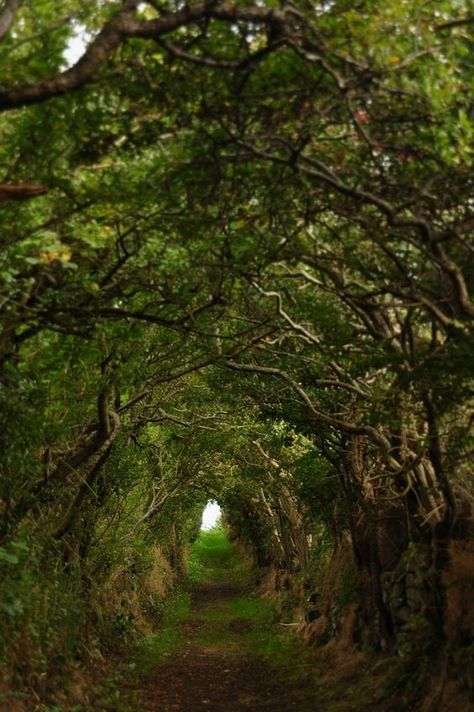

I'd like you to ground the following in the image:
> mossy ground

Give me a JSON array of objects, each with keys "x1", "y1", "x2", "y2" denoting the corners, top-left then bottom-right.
[
  {"x1": 88, "y1": 527, "x2": 319, "y2": 710},
  {"x1": 78, "y1": 528, "x2": 438, "y2": 712},
  {"x1": 186, "y1": 529, "x2": 315, "y2": 682}
]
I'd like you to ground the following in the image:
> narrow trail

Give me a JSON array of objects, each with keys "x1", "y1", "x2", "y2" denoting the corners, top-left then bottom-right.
[
  {"x1": 102, "y1": 530, "x2": 320, "y2": 712},
  {"x1": 138, "y1": 580, "x2": 313, "y2": 711}
]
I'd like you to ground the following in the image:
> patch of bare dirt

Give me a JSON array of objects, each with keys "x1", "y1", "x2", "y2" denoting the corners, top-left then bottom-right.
[
  {"x1": 139, "y1": 645, "x2": 308, "y2": 712},
  {"x1": 134, "y1": 580, "x2": 317, "y2": 712},
  {"x1": 228, "y1": 618, "x2": 253, "y2": 635},
  {"x1": 191, "y1": 580, "x2": 243, "y2": 604}
]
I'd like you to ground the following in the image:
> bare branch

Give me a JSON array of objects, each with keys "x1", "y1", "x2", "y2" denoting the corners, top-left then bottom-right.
[
  {"x1": 0, "y1": 182, "x2": 48, "y2": 201},
  {"x1": 157, "y1": 40, "x2": 239, "y2": 68},
  {"x1": 53, "y1": 412, "x2": 121, "y2": 539},
  {"x1": 117, "y1": 328, "x2": 275, "y2": 414},
  {"x1": 251, "y1": 281, "x2": 322, "y2": 346},
  {"x1": 435, "y1": 16, "x2": 474, "y2": 30},
  {"x1": 235, "y1": 137, "x2": 474, "y2": 319},
  {"x1": 224, "y1": 358, "x2": 397, "y2": 462}
]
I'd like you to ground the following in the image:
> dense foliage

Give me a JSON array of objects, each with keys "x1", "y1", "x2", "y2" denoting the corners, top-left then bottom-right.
[{"x1": 0, "y1": 0, "x2": 472, "y2": 706}]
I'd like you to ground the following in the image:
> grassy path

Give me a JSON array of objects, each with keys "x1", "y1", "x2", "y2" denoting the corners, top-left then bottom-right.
[
  {"x1": 90, "y1": 530, "x2": 457, "y2": 712},
  {"x1": 98, "y1": 529, "x2": 320, "y2": 711}
]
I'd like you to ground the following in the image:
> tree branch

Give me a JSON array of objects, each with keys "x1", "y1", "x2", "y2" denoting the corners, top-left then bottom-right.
[
  {"x1": 224, "y1": 358, "x2": 396, "y2": 461},
  {"x1": 435, "y1": 16, "x2": 474, "y2": 30},
  {"x1": 0, "y1": 2, "x2": 286, "y2": 111},
  {"x1": 53, "y1": 412, "x2": 120, "y2": 540},
  {"x1": 0, "y1": 182, "x2": 48, "y2": 201},
  {"x1": 0, "y1": 0, "x2": 21, "y2": 42}
]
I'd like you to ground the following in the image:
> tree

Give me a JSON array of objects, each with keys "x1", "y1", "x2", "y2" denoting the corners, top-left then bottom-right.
[{"x1": 0, "y1": 0, "x2": 473, "y2": 699}]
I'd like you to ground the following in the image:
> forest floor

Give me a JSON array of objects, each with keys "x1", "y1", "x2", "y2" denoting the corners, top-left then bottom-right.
[
  {"x1": 89, "y1": 529, "x2": 450, "y2": 712},
  {"x1": 94, "y1": 529, "x2": 323, "y2": 711},
  {"x1": 4, "y1": 529, "x2": 466, "y2": 711}
]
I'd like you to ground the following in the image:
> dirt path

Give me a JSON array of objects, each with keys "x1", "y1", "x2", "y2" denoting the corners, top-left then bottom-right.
[
  {"x1": 92, "y1": 530, "x2": 450, "y2": 712},
  {"x1": 135, "y1": 578, "x2": 316, "y2": 712},
  {"x1": 95, "y1": 531, "x2": 320, "y2": 711}
]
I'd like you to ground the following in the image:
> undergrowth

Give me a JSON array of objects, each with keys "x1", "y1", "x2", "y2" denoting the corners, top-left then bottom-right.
[
  {"x1": 92, "y1": 587, "x2": 192, "y2": 711},
  {"x1": 132, "y1": 590, "x2": 191, "y2": 670}
]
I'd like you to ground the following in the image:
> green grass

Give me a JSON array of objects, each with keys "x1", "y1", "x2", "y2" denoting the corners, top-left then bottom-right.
[
  {"x1": 193, "y1": 590, "x2": 313, "y2": 675},
  {"x1": 230, "y1": 595, "x2": 275, "y2": 623},
  {"x1": 188, "y1": 528, "x2": 314, "y2": 679},
  {"x1": 132, "y1": 590, "x2": 191, "y2": 671},
  {"x1": 95, "y1": 528, "x2": 316, "y2": 710},
  {"x1": 188, "y1": 527, "x2": 242, "y2": 582}
]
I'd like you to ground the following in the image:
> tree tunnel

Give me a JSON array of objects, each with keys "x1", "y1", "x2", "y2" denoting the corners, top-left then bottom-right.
[{"x1": 0, "y1": 1, "x2": 473, "y2": 709}]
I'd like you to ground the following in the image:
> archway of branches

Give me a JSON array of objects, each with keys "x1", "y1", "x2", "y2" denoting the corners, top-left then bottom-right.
[{"x1": 0, "y1": 1, "x2": 472, "y2": 706}]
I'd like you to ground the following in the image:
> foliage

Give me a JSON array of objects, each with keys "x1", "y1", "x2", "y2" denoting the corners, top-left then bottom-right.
[{"x1": 0, "y1": 0, "x2": 472, "y2": 703}]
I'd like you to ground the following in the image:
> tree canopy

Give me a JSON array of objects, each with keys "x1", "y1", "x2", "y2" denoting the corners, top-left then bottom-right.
[{"x1": 0, "y1": 0, "x2": 473, "y2": 705}]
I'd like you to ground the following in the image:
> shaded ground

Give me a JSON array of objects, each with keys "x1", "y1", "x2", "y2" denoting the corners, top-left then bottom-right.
[
  {"x1": 98, "y1": 530, "x2": 320, "y2": 711},
  {"x1": 92, "y1": 530, "x2": 461, "y2": 712},
  {"x1": 137, "y1": 582, "x2": 316, "y2": 711}
]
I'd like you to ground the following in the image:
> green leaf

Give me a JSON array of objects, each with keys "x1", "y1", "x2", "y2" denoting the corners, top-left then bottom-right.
[{"x1": 0, "y1": 548, "x2": 19, "y2": 564}]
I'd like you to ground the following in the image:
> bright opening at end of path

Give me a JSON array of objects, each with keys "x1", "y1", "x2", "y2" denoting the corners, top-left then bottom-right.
[{"x1": 201, "y1": 501, "x2": 221, "y2": 530}]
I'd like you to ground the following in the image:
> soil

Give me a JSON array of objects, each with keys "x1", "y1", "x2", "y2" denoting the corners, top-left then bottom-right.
[{"x1": 121, "y1": 578, "x2": 318, "y2": 712}]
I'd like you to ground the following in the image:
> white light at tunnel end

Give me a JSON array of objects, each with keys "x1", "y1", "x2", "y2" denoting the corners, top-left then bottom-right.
[{"x1": 201, "y1": 501, "x2": 221, "y2": 530}]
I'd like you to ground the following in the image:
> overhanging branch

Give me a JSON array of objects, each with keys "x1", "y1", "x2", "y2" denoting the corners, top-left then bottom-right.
[{"x1": 0, "y1": 2, "x2": 287, "y2": 111}]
